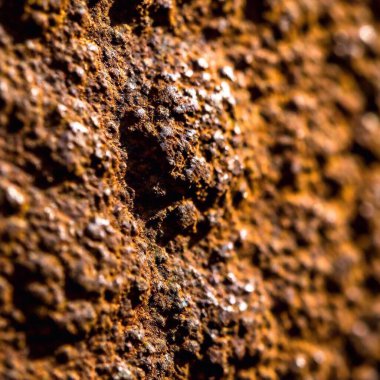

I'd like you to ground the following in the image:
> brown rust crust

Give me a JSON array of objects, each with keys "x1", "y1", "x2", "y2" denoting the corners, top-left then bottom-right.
[{"x1": 0, "y1": 0, "x2": 380, "y2": 379}]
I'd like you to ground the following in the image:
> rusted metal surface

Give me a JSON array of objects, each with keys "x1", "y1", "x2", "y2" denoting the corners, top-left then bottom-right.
[{"x1": 0, "y1": 0, "x2": 380, "y2": 379}]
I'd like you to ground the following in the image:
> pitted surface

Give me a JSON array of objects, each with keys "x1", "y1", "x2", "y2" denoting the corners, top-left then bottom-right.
[{"x1": 0, "y1": 0, "x2": 380, "y2": 379}]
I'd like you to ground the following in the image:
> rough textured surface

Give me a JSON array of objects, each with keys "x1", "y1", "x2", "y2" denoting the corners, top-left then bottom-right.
[{"x1": 0, "y1": 0, "x2": 380, "y2": 379}]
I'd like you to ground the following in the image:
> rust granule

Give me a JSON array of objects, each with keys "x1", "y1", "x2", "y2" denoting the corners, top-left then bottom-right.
[{"x1": 0, "y1": 0, "x2": 380, "y2": 379}]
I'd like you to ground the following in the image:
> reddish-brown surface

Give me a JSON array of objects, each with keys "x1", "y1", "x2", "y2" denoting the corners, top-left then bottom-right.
[{"x1": 1, "y1": 0, "x2": 380, "y2": 379}]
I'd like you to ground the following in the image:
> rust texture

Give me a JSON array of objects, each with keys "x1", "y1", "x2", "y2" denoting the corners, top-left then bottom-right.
[{"x1": 0, "y1": 0, "x2": 380, "y2": 379}]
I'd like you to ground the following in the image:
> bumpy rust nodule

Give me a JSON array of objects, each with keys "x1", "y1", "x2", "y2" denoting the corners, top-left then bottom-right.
[{"x1": 0, "y1": 0, "x2": 380, "y2": 379}]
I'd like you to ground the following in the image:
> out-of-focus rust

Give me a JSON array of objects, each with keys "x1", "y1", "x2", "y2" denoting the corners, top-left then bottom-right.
[{"x1": 0, "y1": 0, "x2": 380, "y2": 379}]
